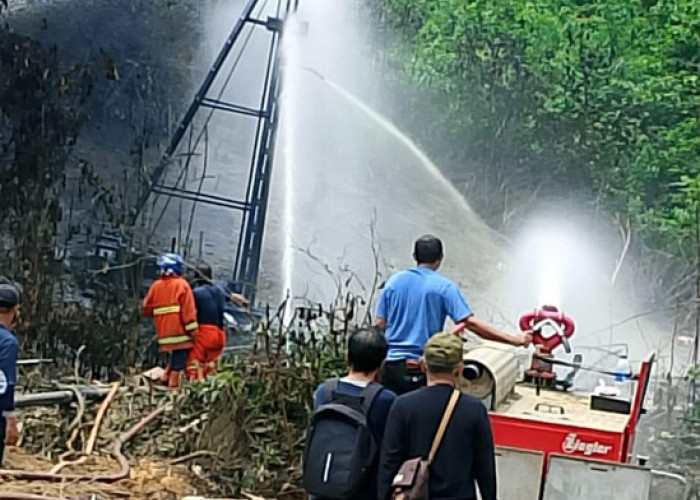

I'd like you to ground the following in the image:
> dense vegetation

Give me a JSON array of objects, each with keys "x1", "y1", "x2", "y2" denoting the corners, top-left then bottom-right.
[
  {"x1": 0, "y1": 0, "x2": 207, "y2": 372},
  {"x1": 376, "y1": 0, "x2": 700, "y2": 308}
]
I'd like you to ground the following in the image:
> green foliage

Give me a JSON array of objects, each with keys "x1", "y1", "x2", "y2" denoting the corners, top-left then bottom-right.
[{"x1": 378, "y1": 0, "x2": 700, "y2": 279}]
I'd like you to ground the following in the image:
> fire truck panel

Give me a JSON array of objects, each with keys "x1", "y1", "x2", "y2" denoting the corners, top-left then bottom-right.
[
  {"x1": 494, "y1": 447, "x2": 544, "y2": 500},
  {"x1": 542, "y1": 455, "x2": 651, "y2": 500},
  {"x1": 496, "y1": 384, "x2": 629, "y2": 432}
]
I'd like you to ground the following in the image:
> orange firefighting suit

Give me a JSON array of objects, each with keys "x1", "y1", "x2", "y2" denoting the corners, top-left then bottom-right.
[
  {"x1": 189, "y1": 283, "x2": 227, "y2": 379},
  {"x1": 142, "y1": 275, "x2": 199, "y2": 385}
]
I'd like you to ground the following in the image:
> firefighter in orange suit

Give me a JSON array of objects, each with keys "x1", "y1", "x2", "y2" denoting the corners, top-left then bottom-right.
[{"x1": 142, "y1": 253, "x2": 199, "y2": 389}]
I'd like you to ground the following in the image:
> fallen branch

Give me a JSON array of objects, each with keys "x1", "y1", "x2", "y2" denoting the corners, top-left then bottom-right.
[
  {"x1": 0, "y1": 406, "x2": 166, "y2": 482},
  {"x1": 73, "y1": 346, "x2": 85, "y2": 385},
  {"x1": 50, "y1": 381, "x2": 121, "y2": 474},
  {"x1": 63, "y1": 386, "x2": 85, "y2": 453},
  {"x1": 0, "y1": 495, "x2": 70, "y2": 500},
  {"x1": 168, "y1": 450, "x2": 218, "y2": 465},
  {"x1": 86, "y1": 381, "x2": 121, "y2": 454}
]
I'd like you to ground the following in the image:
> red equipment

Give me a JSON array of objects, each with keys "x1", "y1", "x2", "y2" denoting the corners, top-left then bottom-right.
[
  {"x1": 459, "y1": 306, "x2": 659, "y2": 499},
  {"x1": 519, "y1": 305, "x2": 576, "y2": 384}
]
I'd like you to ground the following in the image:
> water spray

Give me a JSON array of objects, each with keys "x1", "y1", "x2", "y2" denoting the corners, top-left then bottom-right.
[
  {"x1": 280, "y1": 13, "x2": 302, "y2": 328},
  {"x1": 299, "y1": 65, "x2": 506, "y2": 243}
]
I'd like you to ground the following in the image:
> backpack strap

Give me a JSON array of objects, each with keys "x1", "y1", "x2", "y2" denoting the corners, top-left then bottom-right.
[
  {"x1": 322, "y1": 377, "x2": 341, "y2": 405},
  {"x1": 359, "y1": 381, "x2": 383, "y2": 415},
  {"x1": 428, "y1": 390, "x2": 460, "y2": 462}
]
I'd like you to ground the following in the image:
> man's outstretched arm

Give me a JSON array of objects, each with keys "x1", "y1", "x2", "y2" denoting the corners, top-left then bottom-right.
[
  {"x1": 461, "y1": 316, "x2": 532, "y2": 347},
  {"x1": 446, "y1": 283, "x2": 531, "y2": 346}
]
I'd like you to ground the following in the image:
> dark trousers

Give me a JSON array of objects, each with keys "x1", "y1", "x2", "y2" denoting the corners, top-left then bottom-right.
[
  {"x1": 0, "y1": 417, "x2": 5, "y2": 465},
  {"x1": 381, "y1": 360, "x2": 426, "y2": 396},
  {"x1": 169, "y1": 349, "x2": 189, "y2": 371}
]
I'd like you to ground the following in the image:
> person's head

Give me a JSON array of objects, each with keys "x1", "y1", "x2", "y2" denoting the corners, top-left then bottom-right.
[
  {"x1": 347, "y1": 327, "x2": 388, "y2": 378},
  {"x1": 422, "y1": 332, "x2": 464, "y2": 385},
  {"x1": 157, "y1": 253, "x2": 183, "y2": 277},
  {"x1": 195, "y1": 262, "x2": 213, "y2": 281},
  {"x1": 0, "y1": 283, "x2": 20, "y2": 328},
  {"x1": 413, "y1": 235, "x2": 444, "y2": 269}
]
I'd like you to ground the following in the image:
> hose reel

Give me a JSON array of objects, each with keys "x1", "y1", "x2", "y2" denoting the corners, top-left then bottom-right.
[{"x1": 458, "y1": 345, "x2": 519, "y2": 410}]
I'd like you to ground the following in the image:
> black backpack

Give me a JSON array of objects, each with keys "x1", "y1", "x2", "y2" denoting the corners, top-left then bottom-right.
[{"x1": 303, "y1": 378, "x2": 383, "y2": 499}]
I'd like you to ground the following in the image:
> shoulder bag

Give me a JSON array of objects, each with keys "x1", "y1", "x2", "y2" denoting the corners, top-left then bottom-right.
[{"x1": 390, "y1": 389, "x2": 461, "y2": 500}]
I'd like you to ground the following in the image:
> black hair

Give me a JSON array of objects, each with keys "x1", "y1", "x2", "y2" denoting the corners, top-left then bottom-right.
[
  {"x1": 347, "y1": 327, "x2": 388, "y2": 373},
  {"x1": 414, "y1": 235, "x2": 444, "y2": 264},
  {"x1": 195, "y1": 262, "x2": 213, "y2": 280}
]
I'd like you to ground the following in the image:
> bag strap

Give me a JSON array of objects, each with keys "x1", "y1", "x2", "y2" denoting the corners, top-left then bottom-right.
[
  {"x1": 322, "y1": 377, "x2": 341, "y2": 404},
  {"x1": 428, "y1": 389, "x2": 460, "y2": 462},
  {"x1": 359, "y1": 381, "x2": 383, "y2": 414}
]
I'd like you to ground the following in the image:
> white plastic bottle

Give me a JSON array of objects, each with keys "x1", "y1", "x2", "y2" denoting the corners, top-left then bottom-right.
[{"x1": 614, "y1": 354, "x2": 633, "y2": 401}]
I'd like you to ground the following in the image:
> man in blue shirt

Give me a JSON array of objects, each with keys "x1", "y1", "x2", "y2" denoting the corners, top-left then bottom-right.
[
  {"x1": 313, "y1": 328, "x2": 397, "y2": 500},
  {"x1": 0, "y1": 283, "x2": 20, "y2": 464},
  {"x1": 188, "y1": 263, "x2": 249, "y2": 380},
  {"x1": 376, "y1": 235, "x2": 532, "y2": 395}
]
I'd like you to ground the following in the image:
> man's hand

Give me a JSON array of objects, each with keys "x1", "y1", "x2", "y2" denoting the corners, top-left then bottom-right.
[
  {"x1": 452, "y1": 321, "x2": 467, "y2": 336},
  {"x1": 513, "y1": 330, "x2": 534, "y2": 347},
  {"x1": 5, "y1": 417, "x2": 19, "y2": 446},
  {"x1": 230, "y1": 293, "x2": 249, "y2": 308}
]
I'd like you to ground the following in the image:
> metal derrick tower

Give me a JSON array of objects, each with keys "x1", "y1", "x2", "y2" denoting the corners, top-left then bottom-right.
[{"x1": 133, "y1": 0, "x2": 298, "y2": 304}]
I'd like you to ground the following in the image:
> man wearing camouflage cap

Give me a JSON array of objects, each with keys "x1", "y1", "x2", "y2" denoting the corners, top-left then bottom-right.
[
  {"x1": 378, "y1": 332, "x2": 497, "y2": 500},
  {"x1": 0, "y1": 283, "x2": 20, "y2": 464}
]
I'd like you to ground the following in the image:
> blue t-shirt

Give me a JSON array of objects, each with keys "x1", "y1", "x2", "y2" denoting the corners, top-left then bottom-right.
[
  {"x1": 0, "y1": 325, "x2": 18, "y2": 417},
  {"x1": 376, "y1": 266, "x2": 472, "y2": 361}
]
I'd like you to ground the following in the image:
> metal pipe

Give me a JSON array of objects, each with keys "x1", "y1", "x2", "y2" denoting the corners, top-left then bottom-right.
[
  {"x1": 17, "y1": 359, "x2": 53, "y2": 366},
  {"x1": 15, "y1": 386, "x2": 112, "y2": 408}
]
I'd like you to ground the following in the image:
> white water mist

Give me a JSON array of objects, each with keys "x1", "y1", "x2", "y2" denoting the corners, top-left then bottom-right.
[
  {"x1": 280, "y1": 13, "x2": 303, "y2": 323},
  {"x1": 268, "y1": 0, "x2": 506, "y2": 313}
]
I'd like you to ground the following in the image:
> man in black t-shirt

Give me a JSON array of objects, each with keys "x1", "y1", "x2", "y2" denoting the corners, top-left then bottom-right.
[{"x1": 377, "y1": 332, "x2": 497, "y2": 500}]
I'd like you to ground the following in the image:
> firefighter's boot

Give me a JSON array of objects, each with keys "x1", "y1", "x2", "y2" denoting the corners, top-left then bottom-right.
[
  {"x1": 168, "y1": 370, "x2": 183, "y2": 390},
  {"x1": 205, "y1": 361, "x2": 218, "y2": 378},
  {"x1": 186, "y1": 362, "x2": 205, "y2": 382},
  {"x1": 159, "y1": 364, "x2": 172, "y2": 386}
]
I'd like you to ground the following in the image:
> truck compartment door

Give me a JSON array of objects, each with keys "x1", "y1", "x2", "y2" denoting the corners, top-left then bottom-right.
[
  {"x1": 543, "y1": 455, "x2": 651, "y2": 500},
  {"x1": 484, "y1": 446, "x2": 544, "y2": 500}
]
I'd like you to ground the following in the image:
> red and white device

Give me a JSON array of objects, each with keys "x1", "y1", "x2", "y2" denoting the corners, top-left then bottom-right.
[
  {"x1": 519, "y1": 305, "x2": 576, "y2": 384},
  {"x1": 458, "y1": 307, "x2": 676, "y2": 500}
]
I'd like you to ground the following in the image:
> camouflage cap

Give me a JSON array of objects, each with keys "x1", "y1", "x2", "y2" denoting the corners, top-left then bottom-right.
[{"x1": 424, "y1": 332, "x2": 463, "y2": 368}]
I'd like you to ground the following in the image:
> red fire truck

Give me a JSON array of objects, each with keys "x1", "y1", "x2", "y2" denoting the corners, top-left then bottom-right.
[{"x1": 460, "y1": 306, "x2": 687, "y2": 500}]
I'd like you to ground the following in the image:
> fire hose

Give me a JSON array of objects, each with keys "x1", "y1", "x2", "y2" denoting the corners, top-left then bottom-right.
[
  {"x1": 533, "y1": 354, "x2": 637, "y2": 379},
  {"x1": 0, "y1": 406, "x2": 165, "y2": 484}
]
